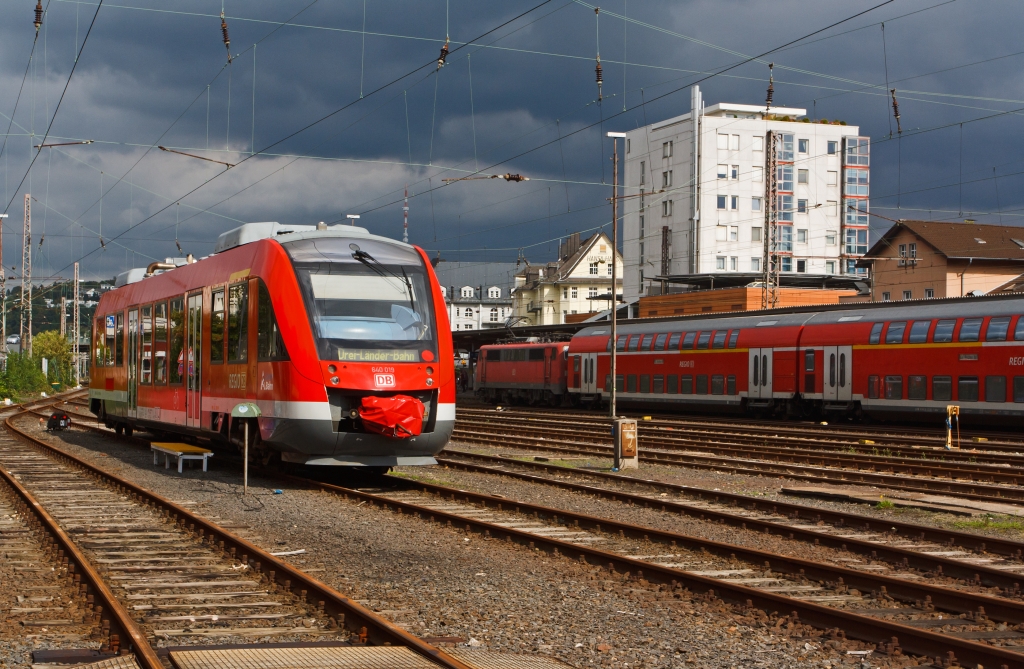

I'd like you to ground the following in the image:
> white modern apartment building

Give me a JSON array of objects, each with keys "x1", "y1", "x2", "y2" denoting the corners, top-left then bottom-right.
[{"x1": 621, "y1": 85, "x2": 870, "y2": 301}]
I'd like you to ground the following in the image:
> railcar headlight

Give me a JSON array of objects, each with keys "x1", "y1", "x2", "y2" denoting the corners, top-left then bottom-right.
[
  {"x1": 426, "y1": 378, "x2": 434, "y2": 386},
  {"x1": 330, "y1": 376, "x2": 340, "y2": 385},
  {"x1": 328, "y1": 364, "x2": 337, "y2": 373},
  {"x1": 426, "y1": 366, "x2": 434, "y2": 375}
]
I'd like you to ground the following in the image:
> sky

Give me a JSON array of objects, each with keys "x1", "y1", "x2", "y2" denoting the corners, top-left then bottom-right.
[{"x1": 0, "y1": 0, "x2": 1021, "y2": 282}]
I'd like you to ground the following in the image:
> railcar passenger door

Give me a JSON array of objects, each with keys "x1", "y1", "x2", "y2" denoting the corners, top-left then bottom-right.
[
  {"x1": 836, "y1": 345, "x2": 852, "y2": 402},
  {"x1": 823, "y1": 346, "x2": 838, "y2": 401},
  {"x1": 748, "y1": 348, "x2": 773, "y2": 399},
  {"x1": 581, "y1": 353, "x2": 598, "y2": 394},
  {"x1": 127, "y1": 309, "x2": 139, "y2": 418},
  {"x1": 185, "y1": 293, "x2": 203, "y2": 428}
]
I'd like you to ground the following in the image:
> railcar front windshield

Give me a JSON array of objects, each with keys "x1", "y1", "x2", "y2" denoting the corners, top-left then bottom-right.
[{"x1": 283, "y1": 236, "x2": 437, "y2": 362}]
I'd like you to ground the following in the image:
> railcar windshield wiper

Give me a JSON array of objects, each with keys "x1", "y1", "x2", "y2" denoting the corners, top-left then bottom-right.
[{"x1": 349, "y1": 243, "x2": 427, "y2": 338}]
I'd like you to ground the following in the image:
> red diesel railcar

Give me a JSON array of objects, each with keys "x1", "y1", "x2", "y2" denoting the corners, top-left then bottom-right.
[
  {"x1": 473, "y1": 342, "x2": 569, "y2": 406},
  {"x1": 89, "y1": 222, "x2": 455, "y2": 468}
]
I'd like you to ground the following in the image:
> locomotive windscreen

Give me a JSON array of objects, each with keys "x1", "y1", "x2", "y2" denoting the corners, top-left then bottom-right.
[{"x1": 284, "y1": 236, "x2": 438, "y2": 363}]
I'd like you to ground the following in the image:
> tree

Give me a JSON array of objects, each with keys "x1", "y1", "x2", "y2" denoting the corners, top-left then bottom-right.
[{"x1": 33, "y1": 330, "x2": 74, "y2": 388}]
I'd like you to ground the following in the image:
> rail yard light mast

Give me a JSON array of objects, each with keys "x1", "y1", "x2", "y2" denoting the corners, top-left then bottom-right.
[
  {"x1": 607, "y1": 132, "x2": 626, "y2": 419},
  {"x1": 0, "y1": 213, "x2": 6, "y2": 354}
]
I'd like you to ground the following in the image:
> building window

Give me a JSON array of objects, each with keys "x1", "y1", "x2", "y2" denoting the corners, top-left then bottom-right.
[
  {"x1": 716, "y1": 256, "x2": 726, "y2": 270},
  {"x1": 778, "y1": 225, "x2": 793, "y2": 252},
  {"x1": 731, "y1": 165, "x2": 739, "y2": 180},
  {"x1": 845, "y1": 228, "x2": 868, "y2": 254},
  {"x1": 827, "y1": 140, "x2": 838, "y2": 155},
  {"x1": 752, "y1": 196, "x2": 762, "y2": 211},
  {"x1": 607, "y1": 263, "x2": 612, "y2": 276},
  {"x1": 562, "y1": 287, "x2": 568, "y2": 299},
  {"x1": 798, "y1": 169, "x2": 808, "y2": 184},
  {"x1": 845, "y1": 137, "x2": 870, "y2": 165},
  {"x1": 662, "y1": 170, "x2": 672, "y2": 188},
  {"x1": 640, "y1": 161, "x2": 645, "y2": 185},
  {"x1": 730, "y1": 256, "x2": 738, "y2": 271},
  {"x1": 898, "y1": 243, "x2": 906, "y2": 258},
  {"x1": 826, "y1": 200, "x2": 837, "y2": 216},
  {"x1": 825, "y1": 230, "x2": 837, "y2": 245},
  {"x1": 798, "y1": 138, "x2": 809, "y2": 154},
  {"x1": 908, "y1": 242, "x2": 917, "y2": 258},
  {"x1": 826, "y1": 260, "x2": 836, "y2": 274},
  {"x1": 903, "y1": 290, "x2": 912, "y2": 300},
  {"x1": 796, "y1": 259, "x2": 807, "y2": 273},
  {"x1": 663, "y1": 140, "x2": 674, "y2": 158},
  {"x1": 571, "y1": 287, "x2": 578, "y2": 298},
  {"x1": 716, "y1": 135, "x2": 728, "y2": 150},
  {"x1": 925, "y1": 288, "x2": 934, "y2": 298},
  {"x1": 797, "y1": 199, "x2": 808, "y2": 214},
  {"x1": 751, "y1": 257, "x2": 761, "y2": 272},
  {"x1": 751, "y1": 226, "x2": 761, "y2": 242},
  {"x1": 589, "y1": 287, "x2": 598, "y2": 299},
  {"x1": 717, "y1": 195, "x2": 727, "y2": 210},
  {"x1": 716, "y1": 226, "x2": 727, "y2": 241},
  {"x1": 845, "y1": 199, "x2": 868, "y2": 225},
  {"x1": 717, "y1": 164, "x2": 728, "y2": 179},
  {"x1": 797, "y1": 229, "x2": 807, "y2": 243},
  {"x1": 845, "y1": 168, "x2": 869, "y2": 195},
  {"x1": 780, "y1": 257, "x2": 793, "y2": 272},
  {"x1": 778, "y1": 133, "x2": 794, "y2": 160},
  {"x1": 730, "y1": 134, "x2": 740, "y2": 151},
  {"x1": 489, "y1": 308, "x2": 498, "y2": 322},
  {"x1": 778, "y1": 195, "x2": 794, "y2": 222},
  {"x1": 778, "y1": 165, "x2": 794, "y2": 191},
  {"x1": 827, "y1": 170, "x2": 838, "y2": 186},
  {"x1": 461, "y1": 286, "x2": 474, "y2": 298},
  {"x1": 753, "y1": 167, "x2": 763, "y2": 182},
  {"x1": 488, "y1": 287, "x2": 500, "y2": 298},
  {"x1": 663, "y1": 200, "x2": 673, "y2": 216},
  {"x1": 730, "y1": 196, "x2": 738, "y2": 210},
  {"x1": 729, "y1": 226, "x2": 738, "y2": 241},
  {"x1": 882, "y1": 292, "x2": 891, "y2": 301},
  {"x1": 589, "y1": 262, "x2": 599, "y2": 275},
  {"x1": 753, "y1": 136, "x2": 764, "y2": 151}
]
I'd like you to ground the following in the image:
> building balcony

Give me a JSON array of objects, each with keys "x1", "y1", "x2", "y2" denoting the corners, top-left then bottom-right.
[{"x1": 527, "y1": 300, "x2": 543, "y2": 313}]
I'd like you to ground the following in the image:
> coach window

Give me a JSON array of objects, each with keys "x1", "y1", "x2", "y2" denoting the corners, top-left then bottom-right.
[
  {"x1": 958, "y1": 376, "x2": 979, "y2": 401},
  {"x1": 986, "y1": 317, "x2": 1011, "y2": 341},
  {"x1": 932, "y1": 319, "x2": 955, "y2": 343},
  {"x1": 154, "y1": 302, "x2": 168, "y2": 384},
  {"x1": 654, "y1": 333, "x2": 668, "y2": 351},
  {"x1": 227, "y1": 283, "x2": 249, "y2": 363},
  {"x1": 932, "y1": 376, "x2": 952, "y2": 401},
  {"x1": 141, "y1": 305, "x2": 153, "y2": 384},
  {"x1": 640, "y1": 334, "x2": 653, "y2": 351},
  {"x1": 884, "y1": 375, "x2": 903, "y2": 399},
  {"x1": 115, "y1": 313, "x2": 125, "y2": 366},
  {"x1": 257, "y1": 281, "x2": 288, "y2": 361},
  {"x1": 727, "y1": 375, "x2": 737, "y2": 395},
  {"x1": 616, "y1": 334, "x2": 627, "y2": 351},
  {"x1": 885, "y1": 321, "x2": 907, "y2": 344},
  {"x1": 868, "y1": 322, "x2": 883, "y2": 344},
  {"x1": 640, "y1": 374, "x2": 650, "y2": 393},
  {"x1": 867, "y1": 375, "x2": 880, "y2": 399},
  {"x1": 627, "y1": 375, "x2": 638, "y2": 393},
  {"x1": 1015, "y1": 377, "x2": 1024, "y2": 402},
  {"x1": 728, "y1": 330, "x2": 739, "y2": 348},
  {"x1": 667, "y1": 375, "x2": 678, "y2": 393},
  {"x1": 169, "y1": 298, "x2": 185, "y2": 384},
  {"x1": 681, "y1": 375, "x2": 694, "y2": 394},
  {"x1": 697, "y1": 332, "x2": 711, "y2": 349},
  {"x1": 682, "y1": 332, "x2": 696, "y2": 348},
  {"x1": 908, "y1": 375, "x2": 927, "y2": 400},
  {"x1": 908, "y1": 320, "x2": 930, "y2": 344},
  {"x1": 104, "y1": 316, "x2": 116, "y2": 366},
  {"x1": 616, "y1": 375, "x2": 624, "y2": 392},
  {"x1": 958, "y1": 318, "x2": 983, "y2": 342},
  {"x1": 651, "y1": 374, "x2": 664, "y2": 393},
  {"x1": 986, "y1": 376, "x2": 1006, "y2": 403},
  {"x1": 696, "y1": 374, "x2": 709, "y2": 394},
  {"x1": 712, "y1": 331, "x2": 727, "y2": 349},
  {"x1": 710, "y1": 375, "x2": 725, "y2": 395},
  {"x1": 628, "y1": 336, "x2": 641, "y2": 352},
  {"x1": 1015, "y1": 317, "x2": 1024, "y2": 341},
  {"x1": 93, "y1": 318, "x2": 102, "y2": 367},
  {"x1": 211, "y1": 288, "x2": 226, "y2": 364},
  {"x1": 667, "y1": 333, "x2": 681, "y2": 349}
]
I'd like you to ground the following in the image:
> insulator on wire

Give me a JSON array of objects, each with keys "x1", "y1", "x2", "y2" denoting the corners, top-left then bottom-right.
[
  {"x1": 37, "y1": 235, "x2": 44, "y2": 250},
  {"x1": 34, "y1": 1, "x2": 43, "y2": 32},
  {"x1": 220, "y1": 11, "x2": 232, "y2": 63},
  {"x1": 890, "y1": 88, "x2": 902, "y2": 135},
  {"x1": 764, "y1": 63, "x2": 775, "y2": 113},
  {"x1": 437, "y1": 37, "x2": 450, "y2": 70},
  {"x1": 176, "y1": 239, "x2": 184, "y2": 254},
  {"x1": 595, "y1": 57, "x2": 603, "y2": 101},
  {"x1": 503, "y1": 173, "x2": 527, "y2": 182}
]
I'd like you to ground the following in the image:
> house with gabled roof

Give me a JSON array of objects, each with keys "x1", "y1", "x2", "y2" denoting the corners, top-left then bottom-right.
[
  {"x1": 857, "y1": 220, "x2": 1024, "y2": 301},
  {"x1": 512, "y1": 231, "x2": 623, "y2": 325}
]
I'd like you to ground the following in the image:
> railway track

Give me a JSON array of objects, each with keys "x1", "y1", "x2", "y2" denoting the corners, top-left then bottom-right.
[
  {"x1": 0, "y1": 395, "x2": 478, "y2": 669},
  {"x1": 453, "y1": 413, "x2": 1024, "y2": 507}
]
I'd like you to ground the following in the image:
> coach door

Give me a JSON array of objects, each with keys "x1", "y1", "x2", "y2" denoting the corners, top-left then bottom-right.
[
  {"x1": 748, "y1": 348, "x2": 773, "y2": 399},
  {"x1": 580, "y1": 353, "x2": 598, "y2": 394},
  {"x1": 185, "y1": 292, "x2": 203, "y2": 428},
  {"x1": 127, "y1": 309, "x2": 139, "y2": 418},
  {"x1": 823, "y1": 346, "x2": 852, "y2": 402}
]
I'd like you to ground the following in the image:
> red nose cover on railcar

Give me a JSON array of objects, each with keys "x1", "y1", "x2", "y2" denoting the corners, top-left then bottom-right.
[{"x1": 360, "y1": 395, "x2": 425, "y2": 438}]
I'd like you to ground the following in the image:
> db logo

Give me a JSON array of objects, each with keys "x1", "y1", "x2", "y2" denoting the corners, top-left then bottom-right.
[{"x1": 374, "y1": 373, "x2": 396, "y2": 387}]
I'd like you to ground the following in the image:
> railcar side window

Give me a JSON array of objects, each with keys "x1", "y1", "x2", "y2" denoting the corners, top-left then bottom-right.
[
  {"x1": 696, "y1": 332, "x2": 711, "y2": 349},
  {"x1": 986, "y1": 376, "x2": 1007, "y2": 402},
  {"x1": 154, "y1": 302, "x2": 168, "y2": 384},
  {"x1": 141, "y1": 305, "x2": 153, "y2": 385},
  {"x1": 668, "y1": 333, "x2": 681, "y2": 349},
  {"x1": 654, "y1": 333, "x2": 668, "y2": 351},
  {"x1": 169, "y1": 298, "x2": 185, "y2": 384},
  {"x1": 615, "y1": 375, "x2": 624, "y2": 392},
  {"x1": 727, "y1": 375, "x2": 736, "y2": 395},
  {"x1": 681, "y1": 375, "x2": 693, "y2": 394},
  {"x1": 711, "y1": 375, "x2": 725, "y2": 395},
  {"x1": 93, "y1": 318, "x2": 102, "y2": 367},
  {"x1": 885, "y1": 322, "x2": 907, "y2": 344},
  {"x1": 667, "y1": 375, "x2": 678, "y2": 393},
  {"x1": 712, "y1": 331, "x2": 727, "y2": 349},
  {"x1": 933, "y1": 376, "x2": 952, "y2": 401},
  {"x1": 626, "y1": 336, "x2": 639, "y2": 352},
  {"x1": 682, "y1": 332, "x2": 696, "y2": 348},
  {"x1": 1015, "y1": 377, "x2": 1024, "y2": 403},
  {"x1": 211, "y1": 289, "x2": 225, "y2": 364},
  {"x1": 485, "y1": 349, "x2": 500, "y2": 361},
  {"x1": 115, "y1": 313, "x2": 125, "y2": 366},
  {"x1": 958, "y1": 318, "x2": 983, "y2": 342},
  {"x1": 804, "y1": 349, "x2": 815, "y2": 371},
  {"x1": 727, "y1": 330, "x2": 739, "y2": 348},
  {"x1": 695, "y1": 374, "x2": 708, "y2": 394},
  {"x1": 884, "y1": 375, "x2": 902, "y2": 399},
  {"x1": 908, "y1": 320, "x2": 930, "y2": 344},
  {"x1": 616, "y1": 335, "x2": 627, "y2": 351},
  {"x1": 908, "y1": 375, "x2": 926, "y2": 400},
  {"x1": 626, "y1": 375, "x2": 638, "y2": 392},
  {"x1": 868, "y1": 322, "x2": 883, "y2": 344},
  {"x1": 1015, "y1": 317, "x2": 1024, "y2": 341},
  {"x1": 932, "y1": 319, "x2": 955, "y2": 343},
  {"x1": 528, "y1": 348, "x2": 544, "y2": 361},
  {"x1": 958, "y1": 376, "x2": 979, "y2": 401},
  {"x1": 227, "y1": 283, "x2": 249, "y2": 363},
  {"x1": 105, "y1": 315, "x2": 115, "y2": 366},
  {"x1": 986, "y1": 317, "x2": 1011, "y2": 342},
  {"x1": 640, "y1": 334, "x2": 653, "y2": 351},
  {"x1": 653, "y1": 375, "x2": 665, "y2": 393},
  {"x1": 640, "y1": 375, "x2": 650, "y2": 393},
  {"x1": 867, "y1": 375, "x2": 880, "y2": 399}
]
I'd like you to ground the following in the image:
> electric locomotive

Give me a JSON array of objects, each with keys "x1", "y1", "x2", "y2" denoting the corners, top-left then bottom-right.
[{"x1": 89, "y1": 222, "x2": 455, "y2": 468}]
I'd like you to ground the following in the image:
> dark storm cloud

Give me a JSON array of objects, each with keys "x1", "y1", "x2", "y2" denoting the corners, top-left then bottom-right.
[{"x1": 1, "y1": 0, "x2": 1021, "y2": 279}]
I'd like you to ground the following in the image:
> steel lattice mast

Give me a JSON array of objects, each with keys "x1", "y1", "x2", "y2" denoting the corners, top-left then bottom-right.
[
  {"x1": 761, "y1": 132, "x2": 780, "y2": 310},
  {"x1": 73, "y1": 262, "x2": 80, "y2": 385},
  {"x1": 21, "y1": 194, "x2": 31, "y2": 356},
  {"x1": 402, "y1": 185, "x2": 409, "y2": 244}
]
